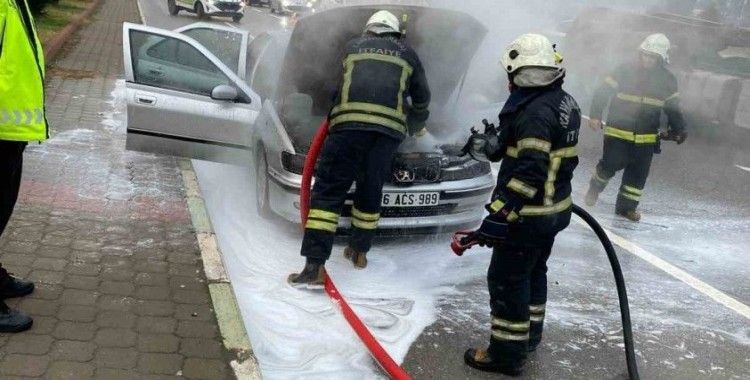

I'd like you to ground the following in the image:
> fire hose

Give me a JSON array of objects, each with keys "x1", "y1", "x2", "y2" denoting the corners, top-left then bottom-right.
[{"x1": 301, "y1": 120, "x2": 639, "y2": 380}]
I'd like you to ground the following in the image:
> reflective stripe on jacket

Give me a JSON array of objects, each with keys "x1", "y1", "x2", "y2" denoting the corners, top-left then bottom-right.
[
  {"x1": 0, "y1": 0, "x2": 47, "y2": 142},
  {"x1": 590, "y1": 63, "x2": 684, "y2": 144},
  {"x1": 329, "y1": 34, "x2": 430, "y2": 138}
]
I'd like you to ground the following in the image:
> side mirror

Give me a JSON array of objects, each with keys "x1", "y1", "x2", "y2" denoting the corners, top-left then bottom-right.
[{"x1": 211, "y1": 85, "x2": 239, "y2": 101}]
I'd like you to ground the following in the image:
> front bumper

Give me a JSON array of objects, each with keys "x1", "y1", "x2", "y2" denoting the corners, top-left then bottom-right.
[
  {"x1": 267, "y1": 168, "x2": 493, "y2": 230},
  {"x1": 205, "y1": 1, "x2": 245, "y2": 15}
]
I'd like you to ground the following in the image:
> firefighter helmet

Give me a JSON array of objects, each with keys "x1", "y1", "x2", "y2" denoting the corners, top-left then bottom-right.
[
  {"x1": 640, "y1": 33, "x2": 670, "y2": 62},
  {"x1": 365, "y1": 10, "x2": 401, "y2": 35},
  {"x1": 501, "y1": 33, "x2": 562, "y2": 74}
]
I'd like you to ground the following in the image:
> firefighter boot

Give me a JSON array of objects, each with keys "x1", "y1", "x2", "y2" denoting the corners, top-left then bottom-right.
[
  {"x1": 616, "y1": 209, "x2": 642, "y2": 222},
  {"x1": 584, "y1": 187, "x2": 600, "y2": 207},
  {"x1": 0, "y1": 300, "x2": 33, "y2": 333},
  {"x1": 0, "y1": 266, "x2": 34, "y2": 299},
  {"x1": 464, "y1": 348, "x2": 523, "y2": 376},
  {"x1": 288, "y1": 260, "x2": 326, "y2": 289},
  {"x1": 344, "y1": 247, "x2": 368, "y2": 269}
]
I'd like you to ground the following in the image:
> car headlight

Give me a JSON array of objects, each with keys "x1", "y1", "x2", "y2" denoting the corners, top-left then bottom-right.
[{"x1": 281, "y1": 151, "x2": 306, "y2": 175}]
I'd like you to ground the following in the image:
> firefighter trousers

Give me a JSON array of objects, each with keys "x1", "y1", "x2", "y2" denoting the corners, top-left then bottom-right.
[
  {"x1": 0, "y1": 141, "x2": 26, "y2": 238},
  {"x1": 589, "y1": 137, "x2": 654, "y2": 212},
  {"x1": 487, "y1": 234, "x2": 555, "y2": 365},
  {"x1": 301, "y1": 129, "x2": 401, "y2": 262}
]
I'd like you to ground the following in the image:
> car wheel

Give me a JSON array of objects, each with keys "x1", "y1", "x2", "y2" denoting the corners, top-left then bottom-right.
[
  {"x1": 255, "y1": 147, "x2": 273, "y2": 219},
  {"x1": 167, "y1": 0, "x2": 179, "y2": 15},
  {"x1": 195, "y1": 2, "x2": 206, "y2": 19},
  {"x1": 232, "y1": 14, "x2": 242, "y2": 23}
]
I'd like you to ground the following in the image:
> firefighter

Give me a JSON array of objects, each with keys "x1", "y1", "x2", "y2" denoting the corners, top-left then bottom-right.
[
  {"x1": 585, "y1": 33, "x2": 687, "y2": 222},
  {"x1": 462, "y1": 34, "x2": 580, "y2": 375},
  {"x1": 288, "y1": 10, "x2": 431, "y2": 287},
  {"x1": 0, "y1": 0, "x2": 47, "y2": 332}
]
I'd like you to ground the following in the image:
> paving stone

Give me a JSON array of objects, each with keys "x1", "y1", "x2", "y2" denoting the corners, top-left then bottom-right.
[
  {"x1": 19, "y1": 298, "x2": 59, "y2": 316},
  {"x1": 96, "y1": 310, "x2": 137, "y2": 328},
  {"x1": 60, "y1": 289, "x2": 99, "y2": 305},
  {"x1": 52, "y1": 321, "x2": 97, "y2": 341},
  {"x1": 167, "y1": 252, "x2": 199, "y2": 265},
  {"x1": 137, "y1": 334, "x2": 180, "y2": 353},
  {"x1": 95, "y1": 328, "x2": 137, "y2": 347},
  {"x1": 95, "y1": 368, "x2": 140, "y2": 380},
  {"x1": 134, "y1": 286, "x2": 170, "y2": 301},
  {"x1": 169, "y1": 275, "x2": 205, "y2": 291},
  {"x1": 47, "y1": 361, "x2": 94, "y2": 380},
  {"x1": 28, "y1": 270, "x2": 65, "y2": 285},
  {"x1": 136, "y1": 316, "x2": 177, "y2": 334},
  {"x1": 137, "y1": 353, "x2": 183, "y2": 375},
  {"x1": 174, "y1": 304, "x2": 214, "y2": 321},
  {"x1": 26, "y1": 316, "x2": 58, "y2": 335},
  {"x1": 97, "y1": 295, "x2": 135, "y2": 311},
  {"x1": 58, "y1": 304, "x2": 97, "y2": 322},
  {"x1": 2, "y1": 240, "x2": 39, "y2": 254},
  {"x1": 32, "y1": 257, "x2": 68, "y2": 271},
  {"x1": 168, "y1": 264, "x2": 200, "y2": 277},
  {"x1": 50, "y1": 340, "x2": 97, "y2": 362},
  {"x1": 0, "y1": 253, "x2": 36, "y2": 266},
  {"x1": 99, "y1": 280, "x2": 135, "y2": 296},
  {"x1": 65, "y1": 275, "x2": 100, "y2": 290},
  {"x1": 101, "y1": 268, "x2": 135, "y2": 282},
  {"x1": 69, "y1": 250, "x2": 101, "y2": 264},
  {"x1": 176, "y1": 320, "x2": 218, "y2": 339},
  {"x1": 27, "y1": 283, "x2": 63, "y2": 300},
  {"x1": 133, "y1": 261, "x2": 169, "y2": 273},
  {"x1": 135, "y1": 273, "x2": 169, "y2": 287},
  {"x1": 182, "y1": 358, "x2": 229, "y2": 380},
  {"x1": 179, "y1": 338, "x2": 223, "y2": 359},
  {"x1": 94, "y1": 348, "x2": 139, "y2": 370},
  {"x1": 66, "y1": 263, "x2": 101, "y2": 276},
  {"x1": 0, "y1": 354, "x2": 49, "y2": 377},
  {"x1": 4, "y1": 334, "x2": 54, "y2": 355},
  {"x1": 134, "y1": 300, "x2": 175, "y2": 317}
]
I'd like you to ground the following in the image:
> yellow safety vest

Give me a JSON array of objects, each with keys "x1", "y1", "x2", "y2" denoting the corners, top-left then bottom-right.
[{"x1": 0, "y1": 0, "x2": 47, "y2": 142}]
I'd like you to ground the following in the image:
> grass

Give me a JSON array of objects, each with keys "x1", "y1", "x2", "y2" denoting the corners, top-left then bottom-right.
[{"x1": 34, "y1": 0, "x2": 94, "y2": 42}]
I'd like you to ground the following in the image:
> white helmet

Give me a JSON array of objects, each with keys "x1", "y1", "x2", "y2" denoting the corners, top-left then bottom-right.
[
  {"x1": 365, "y1": 10, "x2": 401, "y2": 35},
  {"x1": 640, "y1": 33, "x2": 670, "y2": 62},
  {"x1": 501, "y1": 33, "x2": 562, "y2": 74}
]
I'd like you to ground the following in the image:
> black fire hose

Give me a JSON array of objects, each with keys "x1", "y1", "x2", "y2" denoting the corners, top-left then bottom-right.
[
  {"x1": 571, "y1": 204, "x2": 640, "y2": 380},
  {"x1": 453, "y1": 204, "x2": 640, "y2": 379}
]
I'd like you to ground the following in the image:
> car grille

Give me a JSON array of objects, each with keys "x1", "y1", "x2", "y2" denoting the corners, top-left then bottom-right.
[
  {"x1": 342, "y1": 204, "x2": 457, "y2": 218},
  {"x1": 216, "y1": 2, "x2": 241, "y2": 11}
]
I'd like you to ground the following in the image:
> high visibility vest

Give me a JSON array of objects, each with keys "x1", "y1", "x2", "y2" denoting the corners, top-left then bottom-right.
[{"x1": 0, "y1": 0, "x2": 47, "y2": 142}]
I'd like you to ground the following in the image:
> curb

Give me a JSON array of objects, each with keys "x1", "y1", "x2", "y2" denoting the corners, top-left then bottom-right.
[
  {"x1": 43, "y1": 0, "x2": 104, "y2": 63},
  {"x1": 178, "y1": 159, "x2": 262, "y2": 379}
]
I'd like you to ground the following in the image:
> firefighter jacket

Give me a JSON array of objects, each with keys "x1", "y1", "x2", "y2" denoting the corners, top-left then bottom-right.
[
  {"x1": 329, "y1": 34, "x2": 431, "y2": 140},
  {"x1": 0, "y1": 0, "x2": 47, "y2": 142},
  {"x1": 489, "y1": 81, "x2": 580, "y2": 224},
  {"x1": 590, "y1": 63, "x2": 685, "y2": 145}
]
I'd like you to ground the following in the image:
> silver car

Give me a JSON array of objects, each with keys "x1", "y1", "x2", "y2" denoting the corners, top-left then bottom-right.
[{"x1": 122, "y1": 6, "x2": 494, "y2": 231}]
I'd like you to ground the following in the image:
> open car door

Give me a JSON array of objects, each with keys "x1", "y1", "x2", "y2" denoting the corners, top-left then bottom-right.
[
  {"x1": 174, "y1": 23, "x2": 250, "y2": 80},
  {"x1": 122, "y1": 23, "x2": 260, "y2": 165}
]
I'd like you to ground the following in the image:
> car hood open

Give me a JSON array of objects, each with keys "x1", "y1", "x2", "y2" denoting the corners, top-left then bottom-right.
[{"x1": 276, "y1": 5, "x2": 487, "y2": 144}]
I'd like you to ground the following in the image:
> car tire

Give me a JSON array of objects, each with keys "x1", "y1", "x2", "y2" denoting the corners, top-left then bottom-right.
[
  {"x1": 167, "y1": 0, "x2": 179, "y2": 15},
  {"x1": 255, "y1": 146, "x2": 274, "y2": 219},
  {"x1": 195, "y1": 2, "x2": 206, "y2": 19},
  {"x1": 232, "y1": 14, "x2": 242, "y2": 23}
]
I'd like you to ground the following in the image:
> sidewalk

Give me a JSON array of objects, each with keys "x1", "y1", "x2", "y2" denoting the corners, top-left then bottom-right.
[{"x1": 0, "y1": 1, "x2": 239, "y2": 378}]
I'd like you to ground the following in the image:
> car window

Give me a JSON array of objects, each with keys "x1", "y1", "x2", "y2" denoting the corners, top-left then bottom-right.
[
  {"x1": 251, "y1": 35, "x2": 286, "y2": 99},
  {"x1": 181, "y1": 28, "x2": 243, "y2": 74},
  {"x1": 246, "y1": 34, "x2": 272, "y2": 88},
  {"x1": 130, "y1": 30, "x2": 232, "y2": 97}
]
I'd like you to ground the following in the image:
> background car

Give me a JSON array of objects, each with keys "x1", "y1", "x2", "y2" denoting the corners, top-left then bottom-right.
[
  {"x1": 168, "y1": 0, "x2": 245, "y2": 22},
  {"x1": 270, "y1": 0, "x2": 317, "y2": 15},
  {"x1": 245, "y1": 0, "x2": 270, "y2": 6},
  {"x1": 122, "y1": 5, "x2": 495, "y2": 232}
]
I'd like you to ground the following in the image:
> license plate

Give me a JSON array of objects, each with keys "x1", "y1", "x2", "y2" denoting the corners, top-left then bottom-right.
[{"x1": 381, "y1": 192, "x2": 440, "y2": 207}]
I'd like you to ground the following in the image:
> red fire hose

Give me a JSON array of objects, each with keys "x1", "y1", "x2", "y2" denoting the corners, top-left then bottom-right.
[{"x1": 300, "y1": 120, "x2": 411, "y2": 380}]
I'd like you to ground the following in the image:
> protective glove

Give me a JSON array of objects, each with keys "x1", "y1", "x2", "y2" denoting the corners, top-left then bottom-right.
[
  {"x1": 460, "y1": 214, "x2": 509, "y2": 248},
  {"x1": 460, "y1": 133, "x2": 501, "y2": 162},
  {"x1": 659, "y1": 130, "x2": 687, "y2": 145}
]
